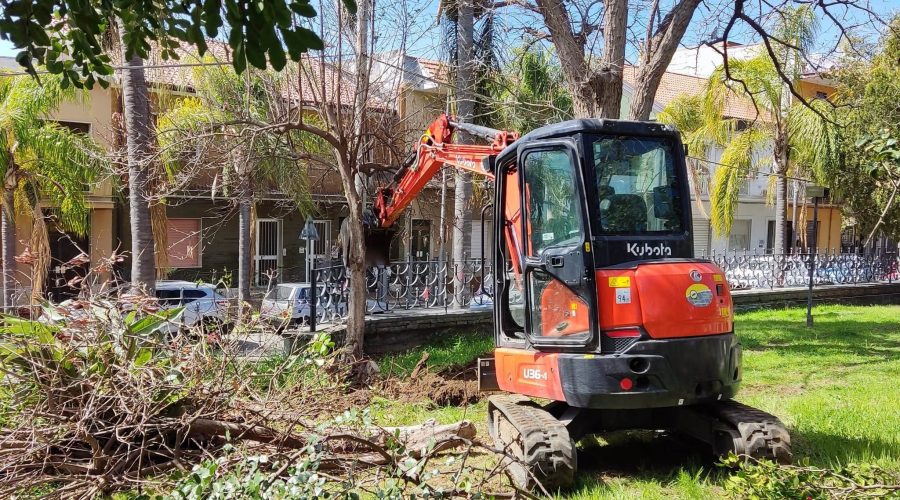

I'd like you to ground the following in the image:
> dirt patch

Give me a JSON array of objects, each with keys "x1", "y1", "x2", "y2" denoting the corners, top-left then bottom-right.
[{"x1": 382, "y1": 357, "x2": 482, "y2": 407}]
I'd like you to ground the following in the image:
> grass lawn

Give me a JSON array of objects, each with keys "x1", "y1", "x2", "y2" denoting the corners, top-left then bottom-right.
[{"x1": 373, "y1": 304, "x2": 900, "y2": 498}]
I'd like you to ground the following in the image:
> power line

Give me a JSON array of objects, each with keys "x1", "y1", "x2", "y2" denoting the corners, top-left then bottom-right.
[{"x1": 688, "y1": 155, "x2": 815, "y2": 183}]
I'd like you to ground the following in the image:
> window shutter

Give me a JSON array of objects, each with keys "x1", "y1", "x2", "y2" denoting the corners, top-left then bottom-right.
[{"x1": 168, "y1": 219, "x2": 202, "y2": 268}]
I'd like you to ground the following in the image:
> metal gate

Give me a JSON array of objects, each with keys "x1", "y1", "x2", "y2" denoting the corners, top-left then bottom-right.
[
  {"x1": 304, "y1": 220, "x2": 331, "y2": 281},
  {"x1": 256, "y1": 219, "x2": 282, "y2": 285}
]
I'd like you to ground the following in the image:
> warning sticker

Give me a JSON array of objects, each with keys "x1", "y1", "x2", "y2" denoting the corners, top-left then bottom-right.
[
  {"x1": 608, "y1": 276, "x2": 631, "y2": 288},
  {"x1": 615, "y1": 288, "x2": 632, "y2": 304}
]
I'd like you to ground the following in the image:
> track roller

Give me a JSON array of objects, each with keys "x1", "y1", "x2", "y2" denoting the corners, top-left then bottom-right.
[{"x1": 487, "y1": 394, "x2": 577, "y2": 491}]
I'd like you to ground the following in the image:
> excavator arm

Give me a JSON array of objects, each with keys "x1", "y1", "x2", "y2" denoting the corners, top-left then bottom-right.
[{"x1": 372, "y1": 113, "x2": 518, "y2": 228}]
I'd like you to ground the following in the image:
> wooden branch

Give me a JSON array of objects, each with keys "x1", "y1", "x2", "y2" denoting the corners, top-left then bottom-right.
[{"x1": 187, "y1": 418, "x2": 307, "y2": 449}]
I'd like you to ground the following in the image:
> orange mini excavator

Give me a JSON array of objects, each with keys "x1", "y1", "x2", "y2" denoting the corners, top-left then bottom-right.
[{"x1": 368, "y1": 114, "x2": 791, "y2": 489}]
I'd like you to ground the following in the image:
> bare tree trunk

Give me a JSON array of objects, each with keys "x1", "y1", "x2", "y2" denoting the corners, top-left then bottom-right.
[
  {"x1": 340, "y1": 0, "x2": 373, "y2": 361},
  {"x1": 237, "y1": 175, "x2": 253, "y2": 306},
  {"x1": 120, "y1": 43, "x2": 156, "y2": 292},
  {"x1": 774, "y1": 131, "x2": 789, "y2": 258},
  {"x1": 451, "y1": 0, "x2": 475, "y2": 308},
  {"x1": 1, "y1": 187, "x2": 16, "y2": 310},
  {"x1": 535, "y1": 0, "x2": 627, "y2": 118},
  {"x1": 628, "y1": 0, "x2": 702, "y2": 120},
  {"x1": 341, "y1": 170, "x2": 367, "y2": 360},
  {"x1": 595, "y1": 0, "x2": 628, "y2": 119}
]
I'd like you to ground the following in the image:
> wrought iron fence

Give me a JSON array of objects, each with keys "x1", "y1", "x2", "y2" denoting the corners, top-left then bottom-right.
[
  {"x1": 296, "y1": 251, "x2": 898, "y2": 327},
  {"x1": 700, "y1": 250, "x2": 898, "y2": 290},
  {"x1": 307, "y1": 259, "x2": 496, "y2": 326}
]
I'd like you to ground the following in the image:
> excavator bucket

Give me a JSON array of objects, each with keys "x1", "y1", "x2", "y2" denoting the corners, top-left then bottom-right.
[
  {"x1": 363, "y1": 225, "x2": 397, "y2": 266},
  {"x1": 338, "y1": 212, "x2": 398, "y2": 267}
]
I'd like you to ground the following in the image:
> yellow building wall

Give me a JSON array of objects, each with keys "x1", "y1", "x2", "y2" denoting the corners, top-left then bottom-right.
[
  {"x1": 90, "y1": 208, "x2": 115, "y2": 281},
  {"x1": 54, "y1": 86, "x2": 117, "y2": 200},
  {"x1": 797, "y1": 80, "x2": 835, "y2": 101},
  {"x1": 787, "y1": 204, "x2": 842, "y2": 250},
  {"x1": 12, "y1": 86, "x2": 120, "y2": 296}
]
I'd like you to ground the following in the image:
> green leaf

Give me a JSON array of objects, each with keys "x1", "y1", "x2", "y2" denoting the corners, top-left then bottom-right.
[
  {"x1": 232, "y1": 39, "x2": 247, "y2": 74},
  {"x1": 295, "y1": 27, "x2": 324, "y2": 51},
  {"x1": 128, "y1": 307, "x2": 184, "y2": 336},
  {"x1": 290, "y1": 2, "x2": 317, "y2": 17},
  {"x1": 134, "y1": 347, "x2": 153, "y2": 366},
  {"x1": 268, "y1": 45, "x2": 286, "y2": 71}
]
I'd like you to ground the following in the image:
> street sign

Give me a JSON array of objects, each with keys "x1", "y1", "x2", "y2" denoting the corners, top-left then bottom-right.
[
  {"x1": 299, "y1": 217, "x2": 319, "y2": 241},
  {"x1": 805, "y1": 185, "x2": 827, "y2": 199}
]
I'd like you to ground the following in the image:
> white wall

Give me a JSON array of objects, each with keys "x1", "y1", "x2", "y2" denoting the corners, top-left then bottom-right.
[{"x1": 693, "y1": 200, "x2": 776, "y2": 255}]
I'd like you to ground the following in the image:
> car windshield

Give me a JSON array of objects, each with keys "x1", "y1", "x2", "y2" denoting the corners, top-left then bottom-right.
[
  {"x1": 592, "y1": 136, "x2": 684, "y2": 234},
  {"x1": 274, "y1": 285, "x2": 294, "y2": 301}
]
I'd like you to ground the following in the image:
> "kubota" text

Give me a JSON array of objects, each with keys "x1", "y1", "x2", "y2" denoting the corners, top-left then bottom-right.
[{"x1": 625, "y1": 242, "x2": 673, "y2": 257}]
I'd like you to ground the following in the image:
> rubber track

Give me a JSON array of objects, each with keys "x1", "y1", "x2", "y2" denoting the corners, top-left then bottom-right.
[
  {"x1": 487, "y1": 394, "x2": 576, "y2": 491},
  {"x1": 706, "y1": 399, "x2": 793, "y2": 464}
]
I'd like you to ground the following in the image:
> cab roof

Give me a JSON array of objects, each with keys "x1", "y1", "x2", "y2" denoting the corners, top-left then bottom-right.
[{"x1": 496, "y1": 118, "x2": 680, "y2": 164}]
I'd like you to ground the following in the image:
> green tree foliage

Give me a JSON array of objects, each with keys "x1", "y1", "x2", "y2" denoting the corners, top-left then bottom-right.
[
  {"x1": 0, "y1": 71, "x2": 106, "y2": 302},
  {"x1": 493, "y1": 45, "x2": 573, "y2": 132},
  {"x1": 0, "y1": 0, "x2": 353, "y2": 88},
  {"x1": 828, "y1": 18, "x2": 900, "y2": 244}
]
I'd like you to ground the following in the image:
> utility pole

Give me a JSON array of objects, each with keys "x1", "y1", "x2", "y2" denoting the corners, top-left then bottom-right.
[{"x1": 805, "y1": 185, "x2": 827, "y2": 327}]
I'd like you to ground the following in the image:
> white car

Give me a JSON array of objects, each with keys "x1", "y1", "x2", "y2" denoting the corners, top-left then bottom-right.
[
  {"x1": 260, "y1": 283, "x2": 388, "y2": 328},
  {"x1": 261, "y1": 283, "x2": 344, "y2": 327},
  {"x1": 154, "y1": 280, "x2": 231, "y2": 335}
]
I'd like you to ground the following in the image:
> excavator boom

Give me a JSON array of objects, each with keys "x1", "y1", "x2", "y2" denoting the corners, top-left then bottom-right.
[{"x1": 372, "y1": 113, "x2": 517, "y2": 229}]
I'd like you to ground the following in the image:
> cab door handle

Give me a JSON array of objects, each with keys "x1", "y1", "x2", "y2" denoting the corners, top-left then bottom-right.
[{"x1": 548, "y1": 256, "x2": 565, "y2": 268}]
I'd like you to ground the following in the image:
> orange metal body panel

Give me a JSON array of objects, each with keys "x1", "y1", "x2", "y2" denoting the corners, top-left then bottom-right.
[
  {"x1": 596, "y1": 269, "x2": 643, "y2": 330},
  {"x1": 635, "y1": 262, "x2": 732, "y2": 338},
  {"x1": 597, "y1": 263, "x2": 733, "y2": 338},
  {"x1": 494, "y1": 348, "x2": 565, "y2": 401}
]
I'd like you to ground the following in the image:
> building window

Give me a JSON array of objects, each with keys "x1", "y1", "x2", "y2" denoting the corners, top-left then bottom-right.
[
  {"x1": 167, "y1": 218, "x2": 202, "y2": 268},
  {"x1": 53, "y1": 120, "x2": 91, "y2": 134},
  {"x1": 728, "y1": 220, "x2": 752, "y2": 251}
]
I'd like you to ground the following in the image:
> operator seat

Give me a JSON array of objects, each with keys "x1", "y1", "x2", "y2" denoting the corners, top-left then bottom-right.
[{"x1": 601, "y1": 194, "x2": 648, "y2": 232}]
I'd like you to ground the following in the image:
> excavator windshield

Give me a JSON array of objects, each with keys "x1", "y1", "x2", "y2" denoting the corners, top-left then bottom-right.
[{"x1": 592, "y1": 136, "x2": 685, "y2": 235}]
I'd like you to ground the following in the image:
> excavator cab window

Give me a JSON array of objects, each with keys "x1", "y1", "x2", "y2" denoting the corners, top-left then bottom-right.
[
  {"x1": 517, "y1": 143, "x2": 595, "y2": 347},
  {"x1": 593, "y1": 136, "x2": 684, "y2": 234}
]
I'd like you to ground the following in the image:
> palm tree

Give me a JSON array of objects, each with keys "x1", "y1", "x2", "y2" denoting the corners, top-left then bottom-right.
[
  {"x1": 495, "y1": 45, "x2": 573, "y2": 132},
  {"x1": 658, "y1": 7, "x2": 837, "y2": 253},
  {"x1": 158, "y1": 59, "x2": 319, "y2": 305},
  {"x1": 117, "y1": 27, "x2": 158, "y2": 293},
  {"x1": 0, "y1": 72, "x2": 105, "y2": 307}
]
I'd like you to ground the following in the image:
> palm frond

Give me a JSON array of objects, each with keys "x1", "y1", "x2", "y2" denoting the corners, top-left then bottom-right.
[
  {"x1": 788, "y1": 98, "x2": 840, "y2": 181},
  {"x1": 19, "y1": 123, "x2": 105, "y2": 236},
  {"x1": 710, "y1": 129, "x2": 768, "y2": 236}
]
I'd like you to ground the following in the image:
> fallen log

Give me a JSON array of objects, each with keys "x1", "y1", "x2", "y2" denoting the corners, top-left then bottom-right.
[
  {"x1": 380, "y1": 419, "x2": 476, "y2": 457},
  {"x1": 186, "y1": 417, "x2": 476, "y2": 460}
]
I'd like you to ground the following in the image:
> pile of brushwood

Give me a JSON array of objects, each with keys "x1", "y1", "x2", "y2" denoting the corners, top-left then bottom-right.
[{"x1": 0, "y1": 296, "x2": 538, "y2": 498}]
